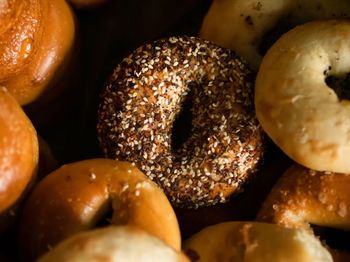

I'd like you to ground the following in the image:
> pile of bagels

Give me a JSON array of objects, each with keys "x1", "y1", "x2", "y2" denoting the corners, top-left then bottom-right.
[{"x1": 2, "y1": 0, "x2": 350, "y2": 261}]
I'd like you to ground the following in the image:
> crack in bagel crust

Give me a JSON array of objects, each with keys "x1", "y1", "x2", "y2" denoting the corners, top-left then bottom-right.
[{"x1": 97, "y1": 36, "x2": 264, "y2": 208}]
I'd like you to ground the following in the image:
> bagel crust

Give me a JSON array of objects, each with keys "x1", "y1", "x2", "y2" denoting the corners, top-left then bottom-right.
[
  {"x1": 255, "y1": 20, "x2": 350, "y2": 173},
  {"x1": 97, "y1": 36, "x2": 264, "y2": 208}
]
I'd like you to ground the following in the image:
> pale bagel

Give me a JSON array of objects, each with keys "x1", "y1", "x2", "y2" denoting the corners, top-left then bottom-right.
[
  {"x1": 38, "y1": 226, "x2": 189, "y2": 262},
  {"x1": 200, "y1": 0, "x2": 350, "y2": 69},
  {"x1": 255, "y1": 20, "x2": 350, "y2": 173},
  {"x1": 183, "y1": 222, "x2": 332, "y2": 262}
]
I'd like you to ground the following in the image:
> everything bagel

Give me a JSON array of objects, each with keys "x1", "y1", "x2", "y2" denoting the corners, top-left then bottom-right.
[{"x1": 97, "y1": 36, "x2": 264, "y2": 208}]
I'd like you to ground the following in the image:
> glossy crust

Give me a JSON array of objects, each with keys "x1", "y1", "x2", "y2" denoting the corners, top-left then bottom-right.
[
  {"x1": 0, "y1": 0, "x2": 75, "y2": 105},
  {"x1": 0, "y1": 88, "x2": 38, "y2": 214},
  {"x1": 39, "y1": 226, "x2": 189, "y2": 262},
  {"x1": 183, "y1": 222, "x2": 332, "y2": 262},
  {"x1": 97, "y1": 36, "x2": 264, "y2": 208},
  {"x1": 19, "y1": 159, "x2": 181, "y2": 261},
  {"x1": 257, "y1": 164, "x2": 350, "y2": 230},
  {"x1": 0, "y1": 136, "x2": 57, "y2": 234},
  {"x1": 255, "y1": 20, "x2": 350, "y2": 173},
  {"x1": 200, "y1": 0, "x2": 350, "y2": 69}
]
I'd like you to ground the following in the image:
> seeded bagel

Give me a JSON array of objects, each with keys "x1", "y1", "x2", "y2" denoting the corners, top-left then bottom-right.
[{"x1": 98, "y1": 36, "x2": 264, "y2": 208}]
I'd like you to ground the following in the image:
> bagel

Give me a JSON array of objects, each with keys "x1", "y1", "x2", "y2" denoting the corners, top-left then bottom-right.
[
  {"x1": 257, "y1": 164, "x2": 350, "y2": 231},
  {"x1": 0, "y1": 0, "x2": 75, "y2": 105},
  {"x1": 255, "y1": 20, "x2": 350, "y2": 173},
  {"x1": 97, "y1": 36, "x2": 264, "y2": 208},
  {"x1": 18, "y1": 159, "x2": 181, "y2": 261},
  {"x1": 0, "y1": 135, "x2": 58, "y2": 235},
  {"x1": 38, "y1": 226, "x2": 189, "y2": 262},
  {"x1": 0, "y1": 87, "x2": 38, "y2": 215},
  {"x1": 183, "y1": 221, "x2": 332, "y2": 262},
  {"x1": 257, "y1": 164, "x2": 350, "y2": 261},
  {"x1": 200, "y1": 0, "x2": 350, "y2": 69}
]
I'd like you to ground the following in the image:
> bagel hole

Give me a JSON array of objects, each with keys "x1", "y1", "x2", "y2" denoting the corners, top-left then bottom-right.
[
  {"x1": 258, "y1": 20, "x2": 294, "y2": 56},
  {"x1": 94, "y1": 203, "x2": 114, "y2": 228},
  {"x1": 311, "y1": 224, "x2": 350, "y2": 251},
  {"x1": 171, "y1": 85, "x2": 194, "y2": 152},
  {"x1": 325, "y1": 73, "x2": 350, "y2": 101}
]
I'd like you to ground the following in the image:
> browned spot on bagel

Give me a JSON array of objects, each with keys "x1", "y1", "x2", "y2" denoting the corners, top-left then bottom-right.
[
  {"x1": 335, "y1": 120, "x2": 344, "y2": 127},
  {"x1": 308, "y1": 139, "x2": 338, "y2": 159},
  {"x1": 245, "y1": 16, "x2": 254, "y2": 26}
]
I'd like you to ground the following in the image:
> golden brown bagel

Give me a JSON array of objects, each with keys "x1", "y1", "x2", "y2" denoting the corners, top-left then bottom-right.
[
  {"x1": 200, "y1": 0, "x2": 350, "y2": 69},
  {"x1": 255, "y1": 20, "x2": 350, "y2": 173},
  {"x1": 19, "y1": 159, "x2": 181, "y2": 261},
  {"x1": 257, "y1": 164, "x2": 350, "y2": 231},
  {"x1": 0, "y1": 136, "x2": 57, "y2": 235},
  {"x1": 0, "y1": 87, "x2": 38, "y2": 215},
  {"x1": 0, "y1": 0, "x2": 75, "y2": 105},
  {"x1": 183, "y1": 222, "x2": 332, "y2": 262},
  {"x1": 38, "y1": 226, "x2": 189, "y2": 262}
]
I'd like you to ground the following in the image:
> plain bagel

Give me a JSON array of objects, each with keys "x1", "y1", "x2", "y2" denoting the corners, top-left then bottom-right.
[
  {"x1": 0, "y1": 0, "x2": 75, "y2": 105},
  {"x1": 0, "y1": 87, "x2": 38, "y2": 215},
  {"x1": 200, "y1": 0, "x2": 350, "y2": 69},
  {"x1": 38, "y1": 226, "x2": 189, "y2": 262},
  {"x1": 18, "y1": 159, "x2": 181, "y2": 261},
  {"x1": 255, "y1": 20, "x2": 350, "y2": 173},
  {"x1": 183, "y1": 221, "x2": 332, "y2": 262}
]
